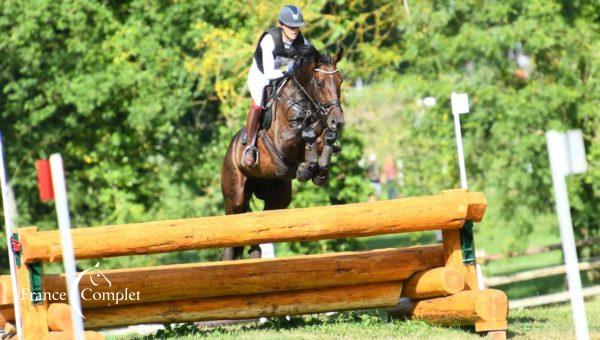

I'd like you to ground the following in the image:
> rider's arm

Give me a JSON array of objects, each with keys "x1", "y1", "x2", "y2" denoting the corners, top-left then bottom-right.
[{"x1": 260, "y1": 35, "x2": 285, "y2": 80}]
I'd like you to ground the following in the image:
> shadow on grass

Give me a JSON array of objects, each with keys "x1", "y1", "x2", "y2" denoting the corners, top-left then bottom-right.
[
  {"x1": 505, "y1": 316, "x2": 545, "y2": 339},
  {"x1": 136, "y1": 310, "x2": 409, "y2": 339}
]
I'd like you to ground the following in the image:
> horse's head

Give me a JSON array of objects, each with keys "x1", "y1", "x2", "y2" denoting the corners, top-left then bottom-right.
[
  {"x1": 313, "y1": 48, "x2": 344, "y2": 132},
  {"x1": 294, "y1": 46, "x2": 345, "y2": 132}
]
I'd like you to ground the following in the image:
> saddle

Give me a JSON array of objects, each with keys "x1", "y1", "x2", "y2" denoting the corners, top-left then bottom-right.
[
  {"x1": 261, "y1": 78, "x2": 287, "y2": 130},
  {"x1": 242, "y1": 79, "x2": 286, "y2": 144}
]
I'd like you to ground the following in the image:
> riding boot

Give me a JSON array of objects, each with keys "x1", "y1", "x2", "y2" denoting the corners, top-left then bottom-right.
[{"x1": 241, "y1": 101, "x2": 262, "y2": 167}]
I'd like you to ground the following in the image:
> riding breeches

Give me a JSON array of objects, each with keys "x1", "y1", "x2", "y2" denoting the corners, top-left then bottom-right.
[{"x1": 247, "y1": 66, "x2": 269, "y2": 106}]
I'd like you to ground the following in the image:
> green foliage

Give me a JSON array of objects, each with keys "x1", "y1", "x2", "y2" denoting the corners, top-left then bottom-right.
[
  {"x1": 0, "y1": 0, "x2": 372, "y2": 267},
  {"x1": 343, "y1": 1, "x2": 599, "y2": 254}
]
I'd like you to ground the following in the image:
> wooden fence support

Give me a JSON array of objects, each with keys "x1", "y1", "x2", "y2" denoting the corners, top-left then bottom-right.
[
  {"x1": 15, "y1": 227, "x2": 50, "y2": 339},
  {"x1": 401, "y1": 267, "x2": 465, "y2": 299},
  {"x1": 390, "y1": 289, "x2": 508, "y2": 332}
]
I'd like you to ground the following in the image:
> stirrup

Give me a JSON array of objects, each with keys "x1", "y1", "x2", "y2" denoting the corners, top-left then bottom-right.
[{"x1": 241, "y1": 145, "x2": 259, "y2": 167}]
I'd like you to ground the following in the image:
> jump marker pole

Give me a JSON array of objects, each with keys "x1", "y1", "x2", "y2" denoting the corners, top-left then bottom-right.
[
  {"x1": 49, "y1": 154, "x2": 85, "y2": 340},
  {"x1": 546, "y1": 130, "x2": 589, "y2": 340},
  {"x1": 0, "y1": 132, "x2": 23, "y2": 337},
  {"x1": 450, "y1": 93, "x2": 469, "y2": 189},
  {"x1": 449, "y1": 93, "x2": 485, "y2": 290}
]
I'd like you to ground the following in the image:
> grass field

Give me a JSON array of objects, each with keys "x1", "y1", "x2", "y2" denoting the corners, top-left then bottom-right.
[{"x1": 109, "y1": 296, "x2": 600, "y2": 339}]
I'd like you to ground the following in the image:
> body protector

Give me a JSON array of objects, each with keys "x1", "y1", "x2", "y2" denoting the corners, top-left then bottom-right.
[{"x1": 253, "y1": 27, "x2": 307, "y2": 74}]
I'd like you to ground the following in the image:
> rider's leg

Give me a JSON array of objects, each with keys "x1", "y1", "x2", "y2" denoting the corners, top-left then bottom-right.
[{"x1": 241, "y1": 100, "x2": 262, "y2": 167}]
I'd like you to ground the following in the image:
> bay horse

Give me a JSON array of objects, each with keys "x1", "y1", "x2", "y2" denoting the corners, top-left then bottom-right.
[{"x1": 220, "y1": 46, "x2": 345, "y2": 260}]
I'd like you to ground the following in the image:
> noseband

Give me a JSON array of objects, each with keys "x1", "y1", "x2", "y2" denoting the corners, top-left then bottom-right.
[
  {"x1": 310, "y1": 68, "x2": 342, "y2": 115},
  {"x1": 293, "y1": 68, "x2": 342, "y2": 116},
  {"x1": 292, "y1": 67, "x2": 342, "y2": 119}
]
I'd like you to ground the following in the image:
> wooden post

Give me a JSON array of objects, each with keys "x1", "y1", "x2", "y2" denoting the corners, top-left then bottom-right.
[
  {"x1": 441, "y1": 229, "x2": 479, "y2": 290},
  {"x1": 15, "y1": 227, "x2": 50, "y2": 339},
  {"x1": 440, "y1": 189, "x2": 480, "y2": 290},
  {"x1": 0, "y1": 275, "x2": 12, "y2": 306},
  {"x1": 438, "y1": 190, "x2": 507, "y2": 336}
]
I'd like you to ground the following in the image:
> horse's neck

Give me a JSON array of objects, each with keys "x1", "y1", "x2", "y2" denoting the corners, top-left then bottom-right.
[{"x1": 267, "y1": 76, "x2": 319, "y2": 156}]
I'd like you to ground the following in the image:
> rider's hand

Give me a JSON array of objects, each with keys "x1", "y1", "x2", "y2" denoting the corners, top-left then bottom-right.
[{"x1": 281, "y1": 62, "x2": 296, "y2": 77}]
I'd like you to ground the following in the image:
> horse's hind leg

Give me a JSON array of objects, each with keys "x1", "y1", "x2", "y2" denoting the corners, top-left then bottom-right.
[
  {"x1": 221, "y1": 143, "x2": 252, "y2": 261},
  {"x1": 249, "y1": 179, "x2": 293, "y2": 259}
]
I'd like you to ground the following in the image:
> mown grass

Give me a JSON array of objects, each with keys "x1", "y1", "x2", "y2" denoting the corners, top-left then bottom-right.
[{"x1": 108, "y1": 296, "x2": 600, "y2": 339}]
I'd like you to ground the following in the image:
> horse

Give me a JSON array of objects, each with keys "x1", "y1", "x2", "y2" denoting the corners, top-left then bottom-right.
[{"x1": 220, "y1": 46, "x2": 345, "y2": 260}]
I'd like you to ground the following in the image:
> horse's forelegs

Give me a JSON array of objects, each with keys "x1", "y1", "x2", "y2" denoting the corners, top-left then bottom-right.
[
  {"x1": 313, "y1": 129, "x2": 337, "y2": 186},
  {"x1": 297, "y1": 128, "x2": 319, "y2": 181},
  {"x1": 222, "y1": 247, "x2": 245, "y2": 261}
]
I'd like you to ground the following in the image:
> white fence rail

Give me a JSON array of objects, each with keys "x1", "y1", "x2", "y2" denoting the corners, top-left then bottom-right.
[
  {"x1": 485, "y1": 260, "x2": 600, "y2": 287},
  {"x1": 510, "y1": 285, "x2": 600, "y2": 309}
]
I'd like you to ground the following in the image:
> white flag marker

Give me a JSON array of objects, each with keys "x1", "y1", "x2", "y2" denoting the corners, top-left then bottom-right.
[
  {"x1": 49, "y1": 154, "x2": 85, "y2": 340},
  {"x1": 546, "y1": 130, "x2": 589, "y2": 340},
  {"x1": 450, "y1": 93, "x2": 470, "y2": 189},
  {"x1": 0, "y1": 132, "x2": 23, "y2": 337}
]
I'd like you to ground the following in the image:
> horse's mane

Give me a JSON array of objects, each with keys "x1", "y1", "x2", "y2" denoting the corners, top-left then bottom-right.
[{"x1": 296, "y1": 45, "x2": 333, "y2": 66}]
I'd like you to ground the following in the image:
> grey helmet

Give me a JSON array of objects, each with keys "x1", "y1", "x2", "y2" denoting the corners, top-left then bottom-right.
[{"x1": 278, "y1": 5, "x2": 304, "y2": 28}]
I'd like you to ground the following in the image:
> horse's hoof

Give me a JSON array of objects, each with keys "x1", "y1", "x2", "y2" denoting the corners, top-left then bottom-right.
[
  {"x1": 312, "y1": 174, "x2": 328, "y2": 186},
  {"x1": 297, "y1": 162, "x2": 314, "y2": 181}
]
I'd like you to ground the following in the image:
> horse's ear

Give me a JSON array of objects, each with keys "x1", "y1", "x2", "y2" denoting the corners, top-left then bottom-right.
[{"x1": 334, "y1": 47, "x2": 344, "y2": 63}]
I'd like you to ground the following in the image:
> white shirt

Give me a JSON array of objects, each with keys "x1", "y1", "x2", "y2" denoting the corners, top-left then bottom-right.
[{"x1": 247, "y1": 34, "x2": 285, "y2": 105}]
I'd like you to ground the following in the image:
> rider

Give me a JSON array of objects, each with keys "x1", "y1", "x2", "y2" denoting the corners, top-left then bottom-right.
[{"x1": 241, "y1": 5, "x2": 311, "y2": 167}]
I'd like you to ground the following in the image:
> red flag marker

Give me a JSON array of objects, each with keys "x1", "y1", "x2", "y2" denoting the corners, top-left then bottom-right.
[{"x1": 35, "y1": 159, "x2": 54, "y2": 201}]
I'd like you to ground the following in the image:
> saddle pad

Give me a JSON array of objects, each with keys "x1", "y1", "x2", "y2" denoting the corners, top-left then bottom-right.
[{"x1": 261, "y1": 106, "x2": 272, "y2": 131}]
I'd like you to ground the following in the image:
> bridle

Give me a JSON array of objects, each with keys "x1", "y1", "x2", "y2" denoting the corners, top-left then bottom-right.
[{"x1": 291, "y1": 66, "x2": 342, "y2": 119}]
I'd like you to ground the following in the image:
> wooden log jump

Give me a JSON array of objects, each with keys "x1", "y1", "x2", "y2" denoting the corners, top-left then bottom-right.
[
  {"x1": 48, "y1": 282, "x2": 404, "y2": 330},
  {"x1": 20, "y1": 191, "x2": 486, "y2": 263},
  {"x1": 7, "y1": 189, "x2": 507, "y2": 339},
  {"x1": 2, "y1": 245, "x2": 443, "y2": 308}
]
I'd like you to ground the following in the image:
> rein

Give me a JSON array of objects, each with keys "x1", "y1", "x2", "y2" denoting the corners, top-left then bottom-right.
[{"x1": 291, "y1": 67, "x2": 341, "y2": 119}]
